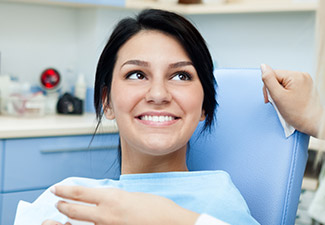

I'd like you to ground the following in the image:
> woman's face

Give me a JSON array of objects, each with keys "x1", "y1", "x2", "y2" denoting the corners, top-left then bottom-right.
[{"x1": 106, "y1": 30, "x2": 205, "y2": 158}]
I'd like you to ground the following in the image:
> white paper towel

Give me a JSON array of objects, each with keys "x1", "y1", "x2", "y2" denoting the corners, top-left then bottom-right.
[{"x1": 266, "y1": 89, "x2": 295, "y2": 138}]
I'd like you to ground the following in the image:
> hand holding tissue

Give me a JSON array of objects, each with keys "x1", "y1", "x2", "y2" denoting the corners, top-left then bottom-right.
[
  {"x1": 261, "y1": 64, "x2": 323, "y2": 138},
  {"x1": 266, "y1": 88, "x2": 295, "y2": 138},
  {"x1": 260, "y1": 64, "x2": 295, "y2": 137}
]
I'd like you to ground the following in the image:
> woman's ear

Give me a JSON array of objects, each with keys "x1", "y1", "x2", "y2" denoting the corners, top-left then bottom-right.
[
  {"x1": 102, "y1": 87, "x2": 115, "y2": 120},
  {"x1": 104, "y1": 105, "x2": 115, "y2": 120},
  {"x1": 200, "y1": 109, "x2": 206, "y2": 121}
]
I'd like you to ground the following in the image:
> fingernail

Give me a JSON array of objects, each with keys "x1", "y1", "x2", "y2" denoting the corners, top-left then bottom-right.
[
  {"x1": 50, "y1": 186, "x2": 56, "y2": 194},
  {"x1": 55, "y1": 202, "x2": 58, "y2": 209},
  {"x1": 260, "y1": 64, "x2": 267, "y2": 73}
]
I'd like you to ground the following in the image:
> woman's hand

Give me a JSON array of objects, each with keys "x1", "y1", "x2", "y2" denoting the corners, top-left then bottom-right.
[
  {"x1": 45, "y1": 185, "x2": 199, "y2": 225},
  {"x1": 261, "y1": 64, "x2": 324, "y2": 138}
]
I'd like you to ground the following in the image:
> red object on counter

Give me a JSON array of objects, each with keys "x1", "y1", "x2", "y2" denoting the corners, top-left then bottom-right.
[{"x1": 40, "y1": 68, "x2": 61, "y2": 90}]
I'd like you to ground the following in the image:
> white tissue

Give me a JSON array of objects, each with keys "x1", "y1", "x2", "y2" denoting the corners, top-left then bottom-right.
[
  {"x1": 14, "y1": 201, "x2": 32, "y2": 225},
  {"x1": 266, "y1": 89, "x2": 295, "y2": 138}
]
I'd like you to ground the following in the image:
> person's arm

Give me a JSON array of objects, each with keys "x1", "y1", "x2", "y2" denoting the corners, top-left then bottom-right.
[
  {"x1": 261, "y1": 64, "x2": 325, "y2": 139},
  {"x1": 42, "y1": 186, "x2": 231, "y2": 225},
  {"x1": 42, "y1": 185, "x2": 200, "y2": 225}
]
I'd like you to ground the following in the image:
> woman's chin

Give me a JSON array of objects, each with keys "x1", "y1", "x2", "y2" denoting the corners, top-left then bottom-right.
[{"x1": 141, "y1": 138, "x2": 186, "y2": 156}]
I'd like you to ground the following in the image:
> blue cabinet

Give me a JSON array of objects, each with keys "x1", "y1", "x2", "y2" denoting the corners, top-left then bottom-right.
[
  {"x1": 0, "y1": 133, "x2": 120, "y2": 225},
  {"x1": 0, "y1": 140, "x2": 3, "y2": 190},
  {"x1": 0, "y1": 140, "x2": 3, "y2": 225},
  {"x1": 1, "y1": 189, "x2": 46, "y2": 225}
]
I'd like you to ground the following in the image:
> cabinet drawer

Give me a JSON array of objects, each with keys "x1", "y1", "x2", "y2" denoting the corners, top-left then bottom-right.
[
  {"x1": 0, "y1": 189, "x2": 45, "y2": 225},
  {"x1": 3, "y1": 134, "x2": 120, "y2": 192}
]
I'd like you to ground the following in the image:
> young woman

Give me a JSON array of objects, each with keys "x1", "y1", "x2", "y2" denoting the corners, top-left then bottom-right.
[
  {"x1": 14, "y1": 9, "x2": 260, "y2": 225},
  {"x1": 45, "y1": 5, "x2": 325, "y2": 225}
]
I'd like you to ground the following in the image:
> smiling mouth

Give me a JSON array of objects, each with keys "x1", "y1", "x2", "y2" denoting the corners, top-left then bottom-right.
[
  {"x1": 139, "y1": 115, "x2": 179, "y2": 122},
  {"x1": 135, "y1": 113, "x2": 181, "y2": 124}
]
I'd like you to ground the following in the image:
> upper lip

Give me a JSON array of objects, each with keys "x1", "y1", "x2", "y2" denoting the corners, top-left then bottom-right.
[{"x1": 135, "y1": 111, "x2": 180, "y2": 119}]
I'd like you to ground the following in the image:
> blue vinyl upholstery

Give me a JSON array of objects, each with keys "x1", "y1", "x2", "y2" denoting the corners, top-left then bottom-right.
[{"x1": 188, "y1": 68, "x2": 310, "y2": 225}]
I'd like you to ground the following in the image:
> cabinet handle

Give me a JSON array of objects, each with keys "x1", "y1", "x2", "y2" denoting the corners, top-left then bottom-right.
[{"x1": 40, "y1": 145, "x2": 119, "y2": 154}]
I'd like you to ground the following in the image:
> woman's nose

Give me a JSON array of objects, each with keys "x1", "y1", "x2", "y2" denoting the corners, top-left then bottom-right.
[{"x1": 145, "y1": 80, "x2": 172, "y2": 104}]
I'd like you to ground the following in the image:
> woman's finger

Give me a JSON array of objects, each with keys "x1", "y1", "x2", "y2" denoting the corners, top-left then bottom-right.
[
  {"x1": 51, "y1": 186, "x2": 104, "y2": 204},
  {"x1": 261, "y1": 64, "x2": 285, "y2": 101},
  {"x1": 262, "y1": 85, "x2": 269, "y2": 103},
  {"x1": 56, "y1": 200, "x2": 98, "y2": 223}
]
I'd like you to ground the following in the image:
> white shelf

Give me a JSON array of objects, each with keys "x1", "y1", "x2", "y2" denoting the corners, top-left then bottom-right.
[
  {"x1": 126, "y1": 0, "x2": 317, "y2": 14},
  {"x1": 1, "y1": 0, "x2": 318, "y2": 14},
  {"x1": 1, "y1": 0, "x2": 125, "y2": 8},
  {"x1": 309, "y1": 137, "x2": 325, "y2": 153}
]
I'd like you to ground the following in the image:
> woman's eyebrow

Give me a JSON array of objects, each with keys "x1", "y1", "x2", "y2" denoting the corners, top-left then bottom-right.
[
  {"x1": 121, "y1": 60, "x2": 193, "y2": 69},
  {"x1": 121, "y1": 60, "x2": 149, "y2": 68},
  {"x1": 169, "y1": 61, "x2": 193, "y2": 68}
]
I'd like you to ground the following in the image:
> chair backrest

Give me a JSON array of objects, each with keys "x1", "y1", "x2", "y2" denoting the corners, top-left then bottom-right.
[{"x1": 188, "y1": 68, "x2": 310, "y2": 225}]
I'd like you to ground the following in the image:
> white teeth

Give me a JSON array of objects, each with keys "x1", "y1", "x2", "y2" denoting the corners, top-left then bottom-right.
[{"x1": 140, "y1": 115, "x2": 174, "y2": 122}]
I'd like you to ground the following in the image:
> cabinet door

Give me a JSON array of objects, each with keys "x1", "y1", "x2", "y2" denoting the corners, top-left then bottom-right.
[
  {"x1": 0, "y1": 189, "x2": 45, "y2": 225},
  {"x1": 0, "y1": 140, "x2": 3, "y2": 191},
  {"x1": 3, "y1": 134, "x2": 120, "y2": 192}
]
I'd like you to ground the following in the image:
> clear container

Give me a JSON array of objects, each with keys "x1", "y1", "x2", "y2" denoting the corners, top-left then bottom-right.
[{"x1": 4, "y1": 92, "x2": 46, "y2": 117}]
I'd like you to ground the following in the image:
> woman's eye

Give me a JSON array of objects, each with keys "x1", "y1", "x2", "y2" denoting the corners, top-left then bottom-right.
[
  {"x1": 172, "y1": 72, "x2": 192, "y2": 81},
  {"x1": 126, "y1": 72, "x2": 146, "y2": 80}
]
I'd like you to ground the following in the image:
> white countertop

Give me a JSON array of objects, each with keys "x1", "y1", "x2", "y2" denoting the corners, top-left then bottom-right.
[
  {"x1": 0, "y1": 113, "x2": 118, "y2": 139},
  {"x1": 0, "y1": 113, "x2": 323, "y2": 153}
]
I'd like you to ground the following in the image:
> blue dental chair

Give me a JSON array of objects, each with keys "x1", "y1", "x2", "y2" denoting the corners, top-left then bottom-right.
[{"x1": 188, "y1": 68, "x2": 310, "y2": 225}]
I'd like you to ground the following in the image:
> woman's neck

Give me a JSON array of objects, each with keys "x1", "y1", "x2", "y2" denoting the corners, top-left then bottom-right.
[{"x1": 120, "y1": 145, "x2": 188, "y2": 174}]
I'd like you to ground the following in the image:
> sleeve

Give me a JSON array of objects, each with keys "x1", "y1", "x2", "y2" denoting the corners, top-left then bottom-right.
[{"x1": 195, "y1": 214, "x2": 230, "y2": 225}]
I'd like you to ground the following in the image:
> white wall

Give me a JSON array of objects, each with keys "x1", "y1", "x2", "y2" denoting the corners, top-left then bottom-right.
[
  {"x1": 0, "y1": 2, "x2": 78, "y2": 86},
  {"x1": 0, "y1": 2, "x2": 317, "y2": 88},
  {"x1": 75, "y1": 8, "x2": 135, "y2": 86},
  {"x1": 188, "y1": 11, "x2": 316, "y2": 74}
]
